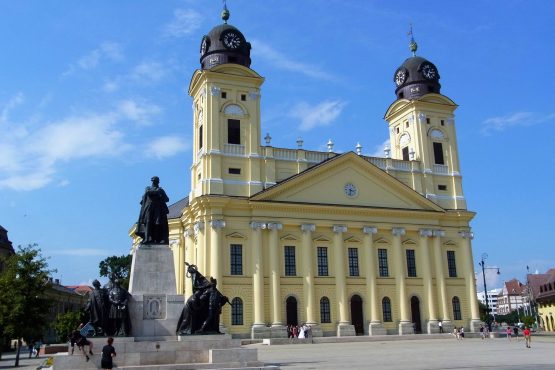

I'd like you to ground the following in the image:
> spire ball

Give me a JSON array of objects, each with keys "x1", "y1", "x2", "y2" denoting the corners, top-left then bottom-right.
[
  {"x1": 409, "y1": 39, "x2": 418, "y2": 56},
  {"x1": 221, "y1": 2, "x2": 230, "y2": 23}
]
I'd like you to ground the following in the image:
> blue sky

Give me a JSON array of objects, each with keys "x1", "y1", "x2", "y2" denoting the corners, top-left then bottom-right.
[{"x1": 1, "y1": 1, "x2": 554, "y2": 288}]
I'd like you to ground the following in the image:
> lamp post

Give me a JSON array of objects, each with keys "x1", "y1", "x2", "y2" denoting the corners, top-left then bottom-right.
[{"x1": 478, "y1": 253, "x2": 500, "y2": 323}]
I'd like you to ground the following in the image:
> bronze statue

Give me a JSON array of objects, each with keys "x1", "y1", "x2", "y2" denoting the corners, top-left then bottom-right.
[
  {"x1": 176, "y1": 263, "x2": 230, "y2": 335},
  {"x1": 135, "y1": 176, "x2": 169, "y2": 244},
  {"x1": 84, "y1": 279, "x2": 108, "y2": 335},
  {"x1": 107, "y1": 279, "x2": 131, "y2": 336}
]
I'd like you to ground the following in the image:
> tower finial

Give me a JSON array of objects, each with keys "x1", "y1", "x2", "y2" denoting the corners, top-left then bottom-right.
[
  {"x1": 408, "y1": 23, "x2": 417, "y2": 56},
  {"x1": 221, "y1": 0, "x2": 230, "y2": 24}
]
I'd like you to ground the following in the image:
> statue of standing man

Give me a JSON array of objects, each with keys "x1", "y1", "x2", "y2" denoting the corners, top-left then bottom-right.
[{"x1": 135, "y1": 176, "x2": 169, "y2": 244}]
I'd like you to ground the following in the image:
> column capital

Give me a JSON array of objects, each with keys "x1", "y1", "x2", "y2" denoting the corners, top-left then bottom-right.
[
  {"x1": 250, "y1": 221, "x2": 267, "y2": 230},
  {"x1": 419, "y1": 229, "x2": 433, "y2": 237},
  {"x1": 169, "y1": 239, "x2": 179, "y2": 247},
  {"x1": 458, "y1": 231, "x2": 474, "y2": 239},
  {"x1": 432, "y1": 229, "x2": 445, "y2": 237},
  {"x1": 332, "y1": 225, "x2": 347, "y2": 234},
  {"x1": 362, "y1": 226, "x2": 377, "y2": 234},
  {"x1": 267, "y1": 222, "x2": 283, "y2": 231},
  {"x1": 184, "y1": 228, "x2": 194, "y2": 238},
  {"x1": 209, "y1": 219, "x2": 226, "y2": 229},
  {"x1": 193, "y1": 221, "x2": 204, "y2": 234},
  {"x1": 301, "y1": 223, "x2": 316, "y2": 233},
  {"x1": 392, "y1": 227, "x2": 406, "y2": 236}
]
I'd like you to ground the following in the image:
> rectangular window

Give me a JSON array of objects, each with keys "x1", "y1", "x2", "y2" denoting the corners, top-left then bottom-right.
[
  {"x1": 284, "y1": 246, "x2": 296, "y2": 276},
  {"x1": 241, "y1": 94, "x2": 246, "y2": 101},
  {"x1": 426, "y1": 117, "x2": 431, "y2": 124},
  {"x1": 198, "y1": 125, "x2": 203, "y2": 150},
  {"x1": 228, "y1": 119, "x2": 241, "y2": 144},
  {"x1": 228, "y1": 168, "x2": 241, "y2": 175},
  {"x1": 378, "y1": 249, "x2": 389, "y2": 277},
  {"x1": 433, "y1": 142, "x2": 444, "y2": 165},
  {"x1": 348, "y1": 248, "x2": 359, "y2": 276},
  {"x1": 447, "y1": 250, "x2": 457, "y2": 277},
  {"x1": 396, "y1": 127, "x2": 400, "y2": 134},
  {"x1": 402, "y1": 146, "x2": 409, "y2": 161},
  {"x1": 317, "y1": 247, "x2": 328, "y2": 276},
  {"x1": 406, "y1": 249, "x2": 417, "y2": 277},
  {"x1": 405, "y1": 121, "x2": 409, "y2": 128},
  {"x1": 221, "y1": 91, "x2": 227, "y2": 99},
  {"x1": 438, "y1": 184, "x2": 447, "y2": 191},
  {"x1": 230, "y1": 244, "x2": 243, "y2": 275},
  {"x1": 441, "y1": 119, "x2": 445, "y2": 126}
]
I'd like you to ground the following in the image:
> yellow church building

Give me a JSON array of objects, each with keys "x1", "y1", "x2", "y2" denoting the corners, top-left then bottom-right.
[{"x1": 132, "y1": 8, "x2": 481, "y2": 338}]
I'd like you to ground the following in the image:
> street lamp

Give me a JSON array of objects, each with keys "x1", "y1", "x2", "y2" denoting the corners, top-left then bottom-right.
[{"x1": 478, "y1": 253, "x2": 500, "y2": 323}]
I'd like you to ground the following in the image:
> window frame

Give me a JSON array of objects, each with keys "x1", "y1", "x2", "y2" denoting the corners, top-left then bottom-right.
[
  {"x1": 284, "y1": 245, "x2": 296, "y2": 276},
  {"x1": 227, "y1": 118, "x2": 241, "y2": 145},
  {"x1": 406, "y1": 249, "x2": 417, "y2": 277},
  {"x1": 231, "y1": 297, "x2": 243, "y2": 325},
  {"x1": 382, "y1": 297, "x2": 392, "y2": 322},
  {"x1": 447, "y1": 250, "x2": 457, "y2": 277},
  {"x1": 378, "y1": 248, "x2": 389, "y2": 277},
  {"x1": 317, "y1": 247, "x2": 328, "y2": 276},
  {"x1": 320, "y1": 296, "x2": 331, "y2": 323},
  {"x1": 348, "y1": 247, "x2": 359, "y2": 277},
  {"x1": 230, "y1": 244, "x2": 243, "y2": 275}
]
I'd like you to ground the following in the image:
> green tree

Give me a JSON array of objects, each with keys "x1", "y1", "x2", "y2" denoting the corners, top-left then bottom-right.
[
  {"x1": 54, "y1": 310, "x2": 83, "y2": 342},
  {"x1": 0, "y1": 244, "x2": 55, "y2": 366},
  {"x1": 99, "y1": 255, "x2": 132, "y2": 289}
]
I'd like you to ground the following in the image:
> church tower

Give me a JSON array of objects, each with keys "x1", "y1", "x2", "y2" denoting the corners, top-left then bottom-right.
[
  {"x1": 384, "y1": 36, "x2": 466, "y2": 210},
  {"x1": 188, "y1": 5, "x2": 264, "y2": 201}
]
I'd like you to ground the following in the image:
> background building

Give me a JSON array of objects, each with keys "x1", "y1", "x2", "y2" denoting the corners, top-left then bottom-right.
[
  {"x1": 477, "y1": 288, "x2": 502, "y2": 317},
  {"x1": 0, "y1": 225, "x2": 15, "y2": 272},
  {"x1": 132, "y1": 7, "x2": 481, "y2": 338},
  {"x1": 497, "y1": 279, "x2": 527, "y2": 316}
]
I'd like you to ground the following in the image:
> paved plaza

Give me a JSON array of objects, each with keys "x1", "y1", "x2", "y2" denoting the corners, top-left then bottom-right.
[{"x1": 252, "y1": 335, "x2": 555, "y2": 370}]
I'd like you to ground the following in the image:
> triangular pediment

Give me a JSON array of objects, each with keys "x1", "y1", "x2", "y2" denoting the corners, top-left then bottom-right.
[
  {"x1": 226, "y1": 232, "x2": 246, "y2": 239},
  {"x1": 402, "y1": 239, "x2": 417, "y2": 246},
  {"x1": 280, "y1": 234, "x2": 298, "y2": 241},
  {"x1": 252, "y1": 152, "x2": 444, "y2": 212},
  {"x1": 344, "y1": 236, "x2": 362, "y2": 243},
  {"x1": 375, "y1": 237, "x2": 389, "y2": 245},
  {"x1": 313, "y1": 235, "x2": 331, "y2": 242},
  {"x1": 443, "y1": 240, "x2": 457, "y2": 246}
]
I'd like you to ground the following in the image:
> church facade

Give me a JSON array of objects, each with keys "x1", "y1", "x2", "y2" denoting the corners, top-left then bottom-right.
[{"x1": 131, "y1": 9, "x2": 481, "y2": 338}]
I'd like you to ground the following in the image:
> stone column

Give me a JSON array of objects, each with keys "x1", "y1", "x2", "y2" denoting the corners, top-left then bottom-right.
[
  {"x1": 419, "y1": 229, "x2": 438, "y2": 333},
  {"x1": 333, "y1": 225, "x2": 355, "y2": 336},
  {"x1": 459, "y1": 231, "x2": 481, "y2": 332},
  {"x1": 363, "y1": 226, "x2": 385, "y2": 335},
  {"x1": 267, "y1": 222, "x2": 287, "y2": 338},
  {"x1": 392, "y1": 227, "x2": 413, "y2": 335},
  {"x1": 300, "y1": 223, "x2": 322, "y2": 337},
  {"x1": 250, "y1": 221, "x2": 269, "y2": 338},
  {"x1": 209, "y1": 220, "x2": 225, "y2": 285},
  {"x1": 183, "y1": 228, "x2": 194, "y2": 298},
  {"x1": 194, "y1": 221, "x2": 205, "y2": 273},
  {"x1": 432, "y1": 229, "x2": 452, "y2": 333}
]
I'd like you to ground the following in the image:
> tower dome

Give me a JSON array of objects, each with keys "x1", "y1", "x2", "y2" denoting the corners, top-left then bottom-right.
[
  {"x1": 199, "y1": 5, "x2": 251, "y2": 69},
  {"x1": 393, "y1": 38, "x2": 441, "y2": 100}
]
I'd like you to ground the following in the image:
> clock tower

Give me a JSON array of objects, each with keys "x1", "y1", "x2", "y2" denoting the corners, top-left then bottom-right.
[
  {"x1": 384, "y1": 38, "x2": 466, "y2": 210},
  {"x1": 188, "y1": 6, "x2": 264, "y2": 201}
]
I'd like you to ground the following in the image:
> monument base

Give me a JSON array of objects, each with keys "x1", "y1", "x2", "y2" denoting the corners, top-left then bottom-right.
[{"x1": 368, "y1": 322, "x2": 387, "y2": 336}]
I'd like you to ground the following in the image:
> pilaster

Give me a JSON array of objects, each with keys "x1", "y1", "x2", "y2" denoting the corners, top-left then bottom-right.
[
  {"x1": 333, "y1": 225, "x2": 355, "y2": 336},
  {"x1": 432, "y1": 229, "x2": 451, "y2": 331},
  {"x1": 209, "y1": 220, "x2": 225, "y2": 287},
  {"x1": 459, "y1": 230, "x2": 481, "y2": 332},
  {"x1": 392, "y1": 227, "x2": 413, "y2": 335},
  {"x1": 267, "y1": 222, "x2": 284, "y2": 330},
  {"x1": 363, "y1": 226, "x2": 385, "y2": 335},
  {"x1": 250, "y1": 221, "x2": 266, "y2": 334},
  {"x1": 419, "y1": 228, "x2": 439, "y2": 333},
  {"x1": 194, "y1": 221, "x2": 205, "y2": 273}
]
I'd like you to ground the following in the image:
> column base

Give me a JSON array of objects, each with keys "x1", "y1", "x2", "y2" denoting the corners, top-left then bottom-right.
[
  {"x1": 469, "y1": 319, "x2": 482, "y2": 333},
  {"x1": 306, "y1": 324, "x2": 323, "y2": 338},
  {"x1": 269, "y1": 325, "x2": 288, "y2": 338},
  {"x1": 337, "y1": 323, "x2": 356, "y2": 337},
  {"x1": 398, "y1": 321, "x2": 414, "y2": 335},
  {"x1": 251, "y1": 324, "x2": 271, "y2": 339},
  {"x1": 427, "y1": 320, "x2": 440, "y2": 334},
  {"x1": 440, "y1": 320, "x2": 454, "y2": 334},
  {"x1": 368, "y1": 322, "x2": 387, "y2": 336}
]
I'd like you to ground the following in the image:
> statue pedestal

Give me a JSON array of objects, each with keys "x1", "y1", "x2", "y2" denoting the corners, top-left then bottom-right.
[{"x1": 128, "y1": 243, "x2": 184, "y2": 337}]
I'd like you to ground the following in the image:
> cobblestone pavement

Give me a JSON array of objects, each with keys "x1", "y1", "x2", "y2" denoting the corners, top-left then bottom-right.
[{"x1": 252, "y1": 336, "x2": 555, "y2": 370}]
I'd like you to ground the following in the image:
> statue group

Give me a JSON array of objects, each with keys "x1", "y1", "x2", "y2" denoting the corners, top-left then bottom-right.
[
  {"x1": 176, "y1": 263, "x2": 230, "y2": 335},
  {"x1": 84, "y1": 277, "x2": 131, "y2": 336}
]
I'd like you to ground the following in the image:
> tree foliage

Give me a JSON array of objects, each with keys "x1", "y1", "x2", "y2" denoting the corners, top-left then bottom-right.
[
  {"x1": 99, "y1": 255, "x2": 132, "y2": 289},
  {"x1": 0, "y1": 244, "x2": 55, "y2": 365},
  {"x1": 54, "y1": 310, "x2": 83, "y2": 342}
]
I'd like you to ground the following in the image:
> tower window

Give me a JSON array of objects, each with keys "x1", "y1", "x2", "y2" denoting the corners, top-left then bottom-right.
[
  {"x1": 441, "y1": 120, "x2": 445, "y2": 126},
  {"x1": 198, "y1": 125, "x2": 203, "y2": 150},
  {"x1": 396, "y1": 127, "x2": 400, "y2": 134},
  {"x1": 405, "y1": 121, "x2": 409, "y2": 128},
  {"x1": 402, "y1": 147, "x2": 409, "y2": 161},
  {"x1": 228, "y1": 119, "x2": 241, "y2": 144},
  {"x1": 221, "y1": 91, "x2": 227, "y2": 99},
  {"x1": 241, "y1": 94, "x2": 246, "y2": 101},
  {"x1": 426, "y1": 118, "x2": 431, "y2": 124},
  {"x1": 438, "y1": 185, "x2": 447, "y2": 191},
  {"x1": 433, "y1": 142, "x2": 444, "y2": 165},
  {"x1": 228, "y1": 168, "x2": 241, "y2": 175}
]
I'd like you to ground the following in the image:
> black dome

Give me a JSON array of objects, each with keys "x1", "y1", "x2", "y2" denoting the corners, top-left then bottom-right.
[
  {"x1": 199, "y1": 23, "x2": 251, "y2": 69},
  {"x1": 393, "y1": 55, "x2": 441, "y2": 100}
]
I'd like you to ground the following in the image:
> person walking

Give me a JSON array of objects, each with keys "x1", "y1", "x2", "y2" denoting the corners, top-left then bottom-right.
[
  {"x1": 513, "y1": 325, "x2": 519, "y2": 341},
  {"x1": 438, "y1": 320, "x2": 443, "y2": 333},
  {"x1": 479, "y1": 325, "x2": 485, "y2": 340},
  {"x1": 506, "y1": 326, "x2": 512, "y2": 341},
  {"x1": 101, "y1": 337, "x2": 117, "y2": 370},
  {"x1": 523, "y1": 327, "x2": 531, "y2": 348}
]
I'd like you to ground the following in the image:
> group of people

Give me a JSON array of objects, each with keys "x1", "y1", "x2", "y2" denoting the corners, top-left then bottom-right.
[
  {"x1": 27, "y1": 340, "x2": 42, "y2": 358},
  {"x1": 505, "y1": 325, "x2": 533, "y2": 348},
  {"x1": 287, "y1": 323, "x2": 311, "y2": 339},
  {"x1": 453, "y1": 327, "x2": 465, "y2": 339},
  {"x1": 69, "y1": 330, "x2": 117, "y2": 369},
  {"x1": 84, "y1": 277, "x2": 131, "y2": 337}
]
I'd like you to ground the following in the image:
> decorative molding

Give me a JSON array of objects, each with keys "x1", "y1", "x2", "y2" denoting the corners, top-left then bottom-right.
[
  {"x1": 401, "y1": 239, "x2": 417, "y2": 245},
  {"x1": 250, "y1": 221, "x2": 267, "y2": 230},
  {"x1": 267, "y1": 222, "x2": 283, "y2": 231},
  {"x1": 301, "y1": 223, "x2": 316, "y2": 233},
  {"x1": 399, "y1": 133, "x2": 411, "y2": 146},
  {"x1": 210, "y1": 85, "x2": 221, "y2": 96},
  {"x1": 184, "y1": 228, "x2": 194, "y2": 238},
  {"x1": 332, "y1": 225, "x2": 347, "y2": 233},
  {"x1": 362, "y1": 226, "x2": 377, "y2": 234},
  {"x1": 392, "y1": 227, "x2": 406, "y2": 236},
  {"x1": 248, "y1": 91, "x2": 260, "y2": 100},
  {"x1": 443, "y1": 240, "x2": 457, "y2": 246},
  {"x1": 280, "y1": 234, "x2": 298, "y2": 241},
  {"x1": 432, "y1": 229, "x2": 445, "y2": 237},
  {"x1": 458, "y1": 231, "x2": 474, "y2": 239},
  {"x1": 226, "y1": 232, "x2": 246, "y2": 239},
  {"x1": 210, "y1": 220, "x2": 226, "y2": 229},
  {"x1": 193, "y1": 221, "x2": 204, "y2": 234},
  {"x1": 313, "y1": 235, "x2": 331, "y2": 242},
  {"x1": 223, "y1": 104, "x2": 245, "y2": 116},
  {"x1": 143, "y1": 295, "x2": 165, "y2": 320},
  {"x1": 419, "y1": 229, "x2": 433, "y2": 237},
  {"x1": 344, "y1": 236, "x2": 361, "y2": 243},
  {"x1": 375, "y1": 237, "x2": 389, "y2": 244},
  {"x1": 429, "y1": 128, "x2": 445, "y2": 140},
  {"x1": 169, "y1": 239, "x2": 179, "y2": 248}
]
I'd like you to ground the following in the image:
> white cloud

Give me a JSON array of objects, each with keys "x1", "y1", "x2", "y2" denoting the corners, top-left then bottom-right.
[
  {"x1": 146, "y1": 136, "x2": 190, "y2": 159},
  {"x1": 482, "y1": 111, "x2": 555, "y2": 134},
  {"x1": 252, "y1": 40, "x2": 336, "y2": 81},
  {"x1": 370, "y1": 139, "x2": 390, "y2": 157},
  {"x1": 117, "y1": 99, "x2": 162, "y2": 125},
  {"x1": 290, "y1": 100, "x2": 346, "y2": 131},
  {"x1": 130, "y1": 61, "x2": 168, "y2": 84},
  {"x1": 1, "y1": 92, "x2": 24, "y2": 124},
  {"x1": 58, "y1": 179, "x2": 70, "y2": 187},
  {"x1": 163, "y1": 8, "x2": 203, "y2": 38},
  {"x1": 64, "y1": 42, "x2": 124, "y2": 76}
]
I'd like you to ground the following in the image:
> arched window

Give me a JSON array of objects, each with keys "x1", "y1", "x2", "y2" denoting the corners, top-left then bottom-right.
[
  {"x1": 320, "y1": 297, "x2": 331, "y2": 323},
  {"x1": 382, "y1": 297, "x2": 392, "y2": 322},
  {"x1": 452, "y1": 296, "x2": 462, "y2": 320},
  {"x1": 231, "y1": 297, "x2": 243, "y2": 325}
]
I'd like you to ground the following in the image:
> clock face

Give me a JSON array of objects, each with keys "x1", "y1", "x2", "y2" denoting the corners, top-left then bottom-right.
[
  {"x1": 421, "y1": 64, "x2": 437, "y2": 80},
  {"x1": 222, "y1": 31, "x2": 242, "y2": 49},
  {"x1": 395, "y1": 69, "x2": 407, "y2": 86},
  {"x1": 344, "y1": 183, "x2": 358, "y2": 197},
  {"x1": 200, "y1": 36, "x2": 210, "y2": 55}
]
